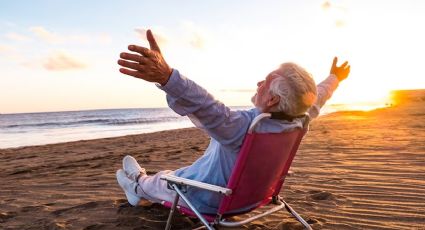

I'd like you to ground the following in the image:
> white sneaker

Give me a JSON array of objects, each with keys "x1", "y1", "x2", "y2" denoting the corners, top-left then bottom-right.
[
  {"x1": 123, "y1": 155, "x2": 146, "y2": 181},
  {"x1": 116, "y1": 169, "x2": 140, "y2": 206}
]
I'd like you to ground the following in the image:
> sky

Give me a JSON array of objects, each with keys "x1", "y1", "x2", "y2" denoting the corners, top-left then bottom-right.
[{"x1": 0, "y1": 0, "x2": 424, "y2": 114}]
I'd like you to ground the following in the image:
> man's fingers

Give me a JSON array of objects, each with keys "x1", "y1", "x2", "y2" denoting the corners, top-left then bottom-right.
[
  {"x1": 332, "y1": 57, "x2": 338, "y2": 67},
  {"x1": 147, "y1": 29, "x2": 162, "y2": 53},
  {"x1": 340, "y1": 61, "x2": 349, "y2": 68},
  {"x1": 118, "y1": 59, "x2": 145, "y2": 72},
  {"x1": 119, "y1": 68, "x2": 146, "y2": 79},
  {"x1": 128, "y1": 45, "x2": 152, "y2": 57},
  {"x1": 120, "y1": 52, "x2": 148, "y2": 64}
]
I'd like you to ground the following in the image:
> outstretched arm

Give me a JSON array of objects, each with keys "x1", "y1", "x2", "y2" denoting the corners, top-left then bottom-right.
[
  {"x1": 308, "y1": 57, "x2": 351, "y2": 119},
  {"x1": 118, "y1": 30, "x2": 250, "y2": 149}
]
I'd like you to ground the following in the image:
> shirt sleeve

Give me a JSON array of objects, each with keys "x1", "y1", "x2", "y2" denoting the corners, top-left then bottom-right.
[
  {"x1": 307, "y1": 74, "x2": 340, "y2": 119},
  {"x1": 157, "y1": 69, "x2": 252, "y2": 149}
]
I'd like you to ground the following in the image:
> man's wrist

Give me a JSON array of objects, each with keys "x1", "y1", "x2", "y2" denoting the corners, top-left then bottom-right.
[
  {"x1": 329, "y1": 74, "x2": 341, "y2": 83},
  {"x1": 159, "y1": 68, "x2": 173, "y2": 86},
  {"x1": 158, "y1": 77, "x2": 169, "y2": 86}
]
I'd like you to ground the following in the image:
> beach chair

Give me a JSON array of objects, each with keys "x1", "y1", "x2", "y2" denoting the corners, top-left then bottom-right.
[{"x1": 160, "y1": 113, "x2": 312, "y2": 230}]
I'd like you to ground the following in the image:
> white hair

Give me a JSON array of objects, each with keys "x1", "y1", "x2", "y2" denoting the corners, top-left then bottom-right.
[{"x1": 269, "y1": 63, "x2": 317, "y2": 116}]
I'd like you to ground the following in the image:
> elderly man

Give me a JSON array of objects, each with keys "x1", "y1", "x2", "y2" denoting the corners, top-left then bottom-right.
[{"x1": 116, "y1": 29, "x2": 350, "y2": 214}]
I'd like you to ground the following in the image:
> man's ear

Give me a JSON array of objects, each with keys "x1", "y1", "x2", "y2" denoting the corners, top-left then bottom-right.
[{"x1": 267, "y1": 95, "x2": 280, "y2": 107}]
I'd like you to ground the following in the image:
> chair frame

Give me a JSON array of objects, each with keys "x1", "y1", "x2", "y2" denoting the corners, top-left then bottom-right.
[{"x1": 160, "y1": 113, "x2": 312, "y2": 230}]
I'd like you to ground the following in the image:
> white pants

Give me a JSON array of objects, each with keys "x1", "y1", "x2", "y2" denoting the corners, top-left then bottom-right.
[{"x1": 136, "y1": 170, "x2": 189, "y2": 207}]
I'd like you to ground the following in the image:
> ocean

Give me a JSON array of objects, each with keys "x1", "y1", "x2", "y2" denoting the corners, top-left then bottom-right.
[
  {"x1": 0, "y1": 107, "x2": 245, "y2": 149},
  {"x1": 0, "y1": 103, "x2": 385, "y2": 149}
]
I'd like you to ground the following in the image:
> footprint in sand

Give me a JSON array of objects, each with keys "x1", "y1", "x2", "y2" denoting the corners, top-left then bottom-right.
[
  {"x1": 277, "y1": 217, "x2": 320, "y2": 230},
  {"x1": 308, "y1": 190, "x2": 335, "y2": 201},
  {"x1": 83, "y1": 223, "x2": 107, "y2": 230},
  {"x1": 116, "y1": 200, "x2": 194, "y2": 229},
  {"x1": 45, "y1": 221, "x2": 68, "y2": 229},
  {"x1": 21, "y1": 205, "x2": 46, "y2": 212},
  {"x1": 0, "y1": 211, "x2": 17, "y2": 223},
  {"x1": 307, "y1": 190, "x2": 352, "y2": 207},
  {"x1": 165, "y1": 150, "x2": 183, "y2": 160},
  {"x1": 144, "y1": 148, "x2": 154, "y2": 153},
  {"x1": 190, "y1": 146, "x2": 201, "y2": 151},
  {"x1": 9, "y1": 168, "x2": 32, "y2": 175},
  {"x1": 138, "y1": 155, "x2": 152, "y2": 163}
]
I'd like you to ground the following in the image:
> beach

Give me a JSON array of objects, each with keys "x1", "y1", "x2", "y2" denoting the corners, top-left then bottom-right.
[{"x1": 0, "y1": 90, "x2": 424, "y2": 230}]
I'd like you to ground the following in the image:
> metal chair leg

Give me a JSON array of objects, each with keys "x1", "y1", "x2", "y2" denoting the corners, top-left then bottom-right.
[
  {"x1": 281, "y1": 199, "x2": 312, "y2": 230},
  {"x1": 172, "y1": 184, "x2": 214, "y2": 230},
  {"x1": 165, "y1": 192, "x2": 180, "y2": 230}
]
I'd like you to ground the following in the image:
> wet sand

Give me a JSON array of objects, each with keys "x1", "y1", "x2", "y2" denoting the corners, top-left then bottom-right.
[{"x1": 1, "y1": 90, "x2": 424, "y2": 229}]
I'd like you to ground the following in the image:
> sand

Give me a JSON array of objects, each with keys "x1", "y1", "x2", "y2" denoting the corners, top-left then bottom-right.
[{"x1": 1, "y1": 90, "x2": 424, "y2": 230}]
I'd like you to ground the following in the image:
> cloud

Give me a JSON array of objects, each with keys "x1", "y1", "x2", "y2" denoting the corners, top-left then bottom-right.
[
  {"x1": 321, "y1": 1, "x2": 331, "y2": 10},
  {"x1": 5, "y1": 32, "x2": 32, "y2": 42},
  {"x1": 0, "y1": 44, "x2": 14, "y2": 53},
  {"x1": 133, "y1": 23, "x2": 210, "y2": 51},
  {"x1": 335, "y1": 20, "x2": 346, "y2": 28},
  {"x1": 181, "y1": 21, "x2": 208, "y2": 49},
  {"x1": 29, "y1": 26, "x2": 112, "y2": 45},
  {"x1": 321, "y1": 1, "x2": 348, "y2": 28},
  {"x1": 188, "y1": 32, "x2": 205, "y2": 49},
  {"x1": 321, "y1": 1, "x2": 348, "y2": 12},
  {"x1": 30, "y1": 26, "x2": 62, "y2": 43},
  {"x1": 134, "y1": 28, "x2": 168, "y2": 46},
  {"x1": 43, "y1": 51, "x2": 87, "y2": 71}
]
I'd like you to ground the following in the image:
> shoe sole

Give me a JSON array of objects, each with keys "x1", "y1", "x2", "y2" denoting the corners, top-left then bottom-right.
[{"x1": 116, "y1": 169, "x2": 141, "y2": 206}]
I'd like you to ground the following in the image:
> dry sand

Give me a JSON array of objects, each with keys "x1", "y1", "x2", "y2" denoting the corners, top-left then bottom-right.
[{"x1": 1, "y1": 90, "x2": 424, "y2": 229}]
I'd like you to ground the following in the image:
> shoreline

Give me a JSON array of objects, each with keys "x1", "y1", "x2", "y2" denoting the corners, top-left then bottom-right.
[
  {"x1": 0, "y1": 126, "x2": 199, "y2": 151},
  {"x1": 0, "y1": 105, "x2": 391, "y2": 151}
]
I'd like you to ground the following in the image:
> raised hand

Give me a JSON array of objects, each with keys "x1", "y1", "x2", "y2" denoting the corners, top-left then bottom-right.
[
  {"x1": 118, "y1": 29, "x2": 172, "y2": 86},
  {"x1": 330, "y1": 57, "x2": 350, "y2": 81}
]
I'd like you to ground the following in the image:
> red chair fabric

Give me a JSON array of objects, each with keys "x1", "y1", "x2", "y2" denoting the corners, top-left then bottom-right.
[{"x1": 218, "y1": 128, "x2": 306, "y2": 215}]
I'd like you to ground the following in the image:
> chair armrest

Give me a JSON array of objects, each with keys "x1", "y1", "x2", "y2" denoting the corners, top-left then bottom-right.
[{"x1": 160, "y1": 174, "x2": 232, "y2": 196}]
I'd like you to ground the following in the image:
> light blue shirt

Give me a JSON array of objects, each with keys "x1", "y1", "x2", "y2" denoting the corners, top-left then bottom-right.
[{"x1": 158, "y1": 69, "x2": 339, "y2": 213}]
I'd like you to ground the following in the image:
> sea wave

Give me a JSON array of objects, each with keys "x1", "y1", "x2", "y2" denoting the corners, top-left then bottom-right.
[{"x1": 1, "y1": 116, "x2": 181, "y2": 129}]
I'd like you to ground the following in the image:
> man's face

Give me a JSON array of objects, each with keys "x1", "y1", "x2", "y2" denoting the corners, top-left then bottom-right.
[{"x1": 251, "y1": 70, "x2": 281, "y2": 110}]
